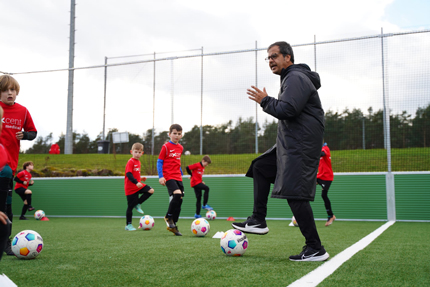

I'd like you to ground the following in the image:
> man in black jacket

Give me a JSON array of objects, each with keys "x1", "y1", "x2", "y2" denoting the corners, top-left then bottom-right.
[{"x1": 232, "y1": 41, "x2": 329, "y2": 262}]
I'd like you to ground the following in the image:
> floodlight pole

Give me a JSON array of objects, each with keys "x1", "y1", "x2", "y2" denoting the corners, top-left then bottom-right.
[{"x1": 65, "y1": 0, "x2": 76, "y2": 154}]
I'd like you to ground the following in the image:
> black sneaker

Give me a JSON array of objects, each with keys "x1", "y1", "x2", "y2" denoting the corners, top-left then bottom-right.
[
  {"x1": 231, "y1": 216, "x2": 269, "y2": 235},
  {"x1": 4, "y1": 239, "x2": 14, "y2": 256},
  {"x1": 28, "y1": 206, "x2": 35, "y2": 211},
  {"x1": 19, "y1": 215, "x2": 28, "y2": 220},
  {"x1": 289, "y1": 245, "x2": 329, "y2": 262}
]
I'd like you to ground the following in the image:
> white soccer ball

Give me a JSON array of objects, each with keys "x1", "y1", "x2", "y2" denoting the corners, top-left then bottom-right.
[
  {"x1": 139, "y1": 215, "x2": 155, "y2": 230},
  {"x1": 206, "y1": 210, "x2": 217, "y2": 220},
  {"x1": 191, "y1": 218, "x2": 210, "y2": 237},
  {"x1": 184, "y1": 151, "x2": 191, "y2": 155},
  {"x1": 34, "y1": 210, "x2": 45, "y2": 220},
  {"x1": 11, "y1": 230, "x2": 44, "y2": 259},
  {"x1": 220, "y1": 229, "x2": 248, "y2": 256}
]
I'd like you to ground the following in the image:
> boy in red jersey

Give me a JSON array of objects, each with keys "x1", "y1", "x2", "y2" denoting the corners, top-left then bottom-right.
[
  {"x1": 317, "y1": 143, "x2": 335, "y2": 226},
  {"x1": 124, "y1": 143, "x2": 154, "y2": 231},
  {"x1": 0, "y1": 75, "x2": 37, "y2": 255},
  {"x1": 186, "y1": 155, "x2": 213, "y2": 218},
  {"x1": 14, "y1": 161, "x2": 35, "y2": 220},
  {"x1": 157, "y1": 124, "x2": 184, "y2": 236}
]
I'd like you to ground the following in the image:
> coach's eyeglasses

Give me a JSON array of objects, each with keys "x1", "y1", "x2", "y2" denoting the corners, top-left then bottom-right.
[{"x1": 265, "y1": 53, "x2": 280, "y2": 62}]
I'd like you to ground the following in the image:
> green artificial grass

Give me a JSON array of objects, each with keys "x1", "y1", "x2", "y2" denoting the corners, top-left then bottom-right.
[{"x1": 4, "y1": 219, "x2": 428, "y2": 286}]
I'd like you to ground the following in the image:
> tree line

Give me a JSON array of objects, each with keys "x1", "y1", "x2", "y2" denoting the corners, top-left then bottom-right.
[{"x1": 25, "y1": 103, "x2": 430, "y2": 154}]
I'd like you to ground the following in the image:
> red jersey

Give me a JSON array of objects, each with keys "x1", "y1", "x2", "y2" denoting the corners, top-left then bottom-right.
[
  {"x1": 317, "y1": 145, "x2": 334, "y2": 181},
  {"x1": 158, "y1": 141, "x2": 183, "y2": 181},
  {"x1": 188, "y1": 162, "x2": 205, "y2": 187},
  {"x1": 14, "y1": 169, "x2": 32, "y2": 190},
  {"x1": 0, "y1": 144, "x2": 7, "y2": 171},
  {"x1": 0, "y1": 102, "x2": 37, "y2": 173},
  {"x1": 124, "y1": 157, "x2": 146, "y2": 196}
]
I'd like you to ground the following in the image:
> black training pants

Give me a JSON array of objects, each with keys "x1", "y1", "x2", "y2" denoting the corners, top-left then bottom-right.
[{"x1": 250, "y1": 151, "x2": 322, "y2": 250}]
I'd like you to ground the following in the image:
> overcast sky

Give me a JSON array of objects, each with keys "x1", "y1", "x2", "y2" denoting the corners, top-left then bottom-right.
[{"x1": 1, "y1": 0, "x2": 430, "y2": 151}]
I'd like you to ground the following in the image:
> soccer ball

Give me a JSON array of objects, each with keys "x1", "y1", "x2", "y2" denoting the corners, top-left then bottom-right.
[
  {"x1": 191, "y1": 218, "x2": 210, "y2": 237},
  {"x1": 220, "y1": 229, "x2": 248, "y2": 256},
  {"x1": 34, "y1": 210, "x2": 45, "y2": 220},
  {"x1": 292, "y1": 216, "x2": 299, "y2": 227},
  {"x1": 139, "y1": 215, "x2": 155, "y2": 230},
  {"x1": 11, "y1": 230, "x2": 44, "y2": 259},
  {"x1": 206, "y1": 210, "x2": 217, "y2": 220}
]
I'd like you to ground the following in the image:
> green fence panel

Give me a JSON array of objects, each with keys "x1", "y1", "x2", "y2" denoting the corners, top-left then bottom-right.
[
  {"x1": 12, "y1": 174, "x2": 396, "y2": 221},
  {"x1": 395, "y1": 173, "x2": 430, "y2": 221}
]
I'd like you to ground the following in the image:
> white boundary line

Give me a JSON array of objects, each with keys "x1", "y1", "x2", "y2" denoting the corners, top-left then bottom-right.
[{"x1": 287, "y1": 220, "x2": 396, "y2": 287}]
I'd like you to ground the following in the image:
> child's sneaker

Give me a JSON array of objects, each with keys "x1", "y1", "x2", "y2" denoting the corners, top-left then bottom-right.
[
  {"x1": 168, "y1": 226, "x2": 182, "y2": 236},
  {"x1": 19, "y1": 216, "x2": 28, "y2": 220},
  {"x1": 194, "y1": 214, "x2": 202, "y2": 219},
  {"x1": 125, "y1": 224, "x2": 136, "y2": 231},
  {"x1": 134, "y1": 204, "x2": 144, "y2": 214},
  {"x1": 164, "y1": 216, "x2": 176, "y2": 229},
  {"x1": 202, "y1": 204, "x2": 213, "y2": 210},
  {"x1": 28, "y1": 206, "x2": 35, "y2": 211},
  {"x1": 325, "y1": 215, "x2": 336, "y2": 226}
]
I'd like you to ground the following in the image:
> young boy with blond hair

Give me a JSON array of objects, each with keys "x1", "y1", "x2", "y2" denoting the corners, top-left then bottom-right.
[
  {"x1": 14, "y1": 161, "x2": 36, "y2": 220},
  {"x1": 186, "y1": 155, "x2": 213, "y2": 218},
  {"x1": 0, "y1": 75, "x2": 37, "y2": 255},
  {"x1": 157, "y1": 124, "x2": 184, "y2": 236},
  {"x1": 124, "y1": 143, "x2": 154, "y2": 231}
]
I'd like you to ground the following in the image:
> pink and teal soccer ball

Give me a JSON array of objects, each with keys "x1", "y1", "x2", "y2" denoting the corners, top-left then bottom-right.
[
  {"x1": 12, "y1": 230, "x2": 44, "y2": 259},
  {"x1": 220, "y1": 229, "x2": 249, "y2": 256},
  {"x1": 139, "y1": 215, "x2": 154, "y2": 230},
  {"x1": 206, "y1": 210, "x2": 217, "y2": 220},
  {"x1": 191, "y1": 218, "x2": 210, "y2": 236},
  {"x1": 34, "y1": 210, "x2": 45, "y2": 220}
]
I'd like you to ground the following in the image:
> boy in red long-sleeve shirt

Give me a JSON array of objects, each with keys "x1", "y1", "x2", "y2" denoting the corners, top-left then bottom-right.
[
  {"x1": 317, "y1": 143, "x2": 335, "y2": 226},
  {"x1": 14, "y1": 161, "x2": 35, "y2": 220},
  {"x1": 124, "y1": 143, "x2": 154, "y2": 231},
  {"x1": 186, "y1": 155, "x2": 212, "y2": 218},
  {"x1": 0, "y1": 75, "x2": 37, "y2": 255}
]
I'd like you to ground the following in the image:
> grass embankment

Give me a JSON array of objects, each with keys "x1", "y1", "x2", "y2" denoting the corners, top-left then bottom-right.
[{"x1": 18, "y1": 147, "x2": 429, "y2": 177}]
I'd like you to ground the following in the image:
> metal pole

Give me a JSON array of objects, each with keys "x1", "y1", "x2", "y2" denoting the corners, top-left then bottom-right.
[
  {"x1": 362, "y1": 117, "x2": 365, "y2": 150},
  {"x1": 255, "y1": 41, "x2": 258, "y2": 154},
  {"x1": 381, "y1": 27, "x2": 395, "y2": 221},
  {"x1": 314, "y1": 35, "x2": 317, "y2": 71},
  {"x1": 152, "y1": 52, "x2": 156, "y2": 155},
  {"x1": 171, "y1": 59, "x2": 174, "y2": 124},
  {"x1": 65, "y1": 0, "x2": 76, "y2": 154},
  {"x1": 102, "y1": 56, "x2": 107, "y2": 140},
  {"x1": 200, "y1": 47, "x2": 203, "y2": 155}
]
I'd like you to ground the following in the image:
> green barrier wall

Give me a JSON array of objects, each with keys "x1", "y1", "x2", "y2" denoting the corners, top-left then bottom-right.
[{"x1": 11, "y1": 173, "x2": 429, "y2": 221}]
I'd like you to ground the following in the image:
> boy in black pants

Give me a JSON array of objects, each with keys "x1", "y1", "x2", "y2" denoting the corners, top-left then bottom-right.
[{"x1": 186, "y1": 155, "x2": 212, "y2": 218}]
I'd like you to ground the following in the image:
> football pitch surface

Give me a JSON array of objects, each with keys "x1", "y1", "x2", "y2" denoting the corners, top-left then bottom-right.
[{"x1": 1, "y1": 217, "x2": 429, "y2": 286}]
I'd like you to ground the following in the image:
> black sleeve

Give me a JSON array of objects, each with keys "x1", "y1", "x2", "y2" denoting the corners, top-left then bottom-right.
[
  {"x1": 320, "y1": 151, "x2": 326, "y2": 157},
  {"x1": 14, "y1": 176, "x2": 24, "y2": 184},
  {"x1": 125, "y1": 172, "x2": 138, "y2": 184},
  {"x1": 22, "y1": 131, "x2": 37, "y2": 141},
  {"x1": 186, "y1": 166, "x2": 192, "y2": 176}
]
